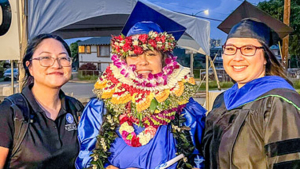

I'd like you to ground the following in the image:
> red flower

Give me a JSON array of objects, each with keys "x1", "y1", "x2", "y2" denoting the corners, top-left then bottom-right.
[
  {"x1": 115, "y1": 35, "x2": 124, "y2": 41},
  {"x1": 125, "y1": 37, "x2": 133, "y2": 44},
  {"x1": 161, "y1": 35, "x2": 166, "y2": 43},
  {"x1": 133, "y1": 46, "x2": 143, "y2": 55},
  {"x1": 148, "y1": 39, "x2": 157, "y2": 48},
  {"x1": 123, "y1": 43, "x2": 132, "y2": 52},
  {"x1": 131, "y1": 135, "x2": 142, "y2": 147},
  {"x1": 120, "y1": 116, "x2": 132, "y2": 125},
  {"x1": 138, "y1": 34, "x2": 148, "y2": 43},
  {"x1": 155, "y1": 36, "x2": 161, "y2": 42},
  {"x1": 114, "y1": 46, "x2": 120, "y2": 52}
]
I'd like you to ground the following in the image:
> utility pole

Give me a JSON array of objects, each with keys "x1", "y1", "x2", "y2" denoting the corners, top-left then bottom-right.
[{"x1": 282, "y1": 0, "x2": 290, "y2": 69}]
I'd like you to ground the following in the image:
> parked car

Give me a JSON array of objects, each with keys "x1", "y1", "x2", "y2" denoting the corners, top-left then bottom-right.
[{"x1": 3, "y1": 68, "x2": 18, "y2": 80}]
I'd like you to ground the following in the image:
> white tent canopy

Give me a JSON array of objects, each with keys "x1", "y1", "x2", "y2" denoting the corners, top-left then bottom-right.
[{"x1": 27, "y1": 0, "x2": 210, "y2": 55}]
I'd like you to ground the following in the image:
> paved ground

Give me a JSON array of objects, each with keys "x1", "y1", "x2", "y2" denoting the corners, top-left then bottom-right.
[{"x1": 0, "y1": 80, "x2": 206, "y2": 106}]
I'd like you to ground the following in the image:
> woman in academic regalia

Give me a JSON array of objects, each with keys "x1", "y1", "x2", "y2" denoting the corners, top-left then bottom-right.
[{"x1": 202, "y1": 2, "x2": 300, "y2": 169}]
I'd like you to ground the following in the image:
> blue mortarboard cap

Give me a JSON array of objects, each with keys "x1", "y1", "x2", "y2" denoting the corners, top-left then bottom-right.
[
  {"x1": 122, "y1": 1, "x2": 186, "y2": 40},
  {"x1": 127, "y1": 21, "x2": 163, "y2": 36}
]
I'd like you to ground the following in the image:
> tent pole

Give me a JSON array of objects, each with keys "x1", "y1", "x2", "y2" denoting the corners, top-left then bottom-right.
[
  {"x1": 209, "y1": 55, "x2": 221, "y2": 90},
  {"x1": 205, "y1": 55, "x2": 209, "y2": 110},
  {"x1": 18, "y1": 0, "x2": 28, "y2": 92},
  {"x1": 11, "y1": 61, "x2": 14, "y2": 94},
  {"x1": 190, "y1": 52, "x2": 194, "y2": 77}
]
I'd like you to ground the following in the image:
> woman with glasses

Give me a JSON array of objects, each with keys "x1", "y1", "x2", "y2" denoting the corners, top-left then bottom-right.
[
  {"x1": 0, "y1": 34, "x2": 84, "y2": 168},
  {"x1": 202, "y1": 4, "x2": 300, "y2": 169}
]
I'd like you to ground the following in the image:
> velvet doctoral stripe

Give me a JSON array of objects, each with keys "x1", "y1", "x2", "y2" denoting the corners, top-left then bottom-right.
[{"x1": 224, "y1": 76, "x2": 294, "y2": 110}]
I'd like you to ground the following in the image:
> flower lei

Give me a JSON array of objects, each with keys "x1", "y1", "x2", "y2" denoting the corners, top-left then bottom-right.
[
  {"x1": 111, "y1": 31, "x2": 176, "y2": 57},
  {"x1": 90, "y1": 55, "x2": 197, "y2": 169}
]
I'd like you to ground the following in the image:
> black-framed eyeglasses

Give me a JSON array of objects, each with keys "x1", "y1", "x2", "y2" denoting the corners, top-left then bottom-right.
[
  {"x1": 222, "y1": 44, "x2": 264, "y2": 56},
  {"x1": 30, "y1": 56, "x2": 72, "y2": 67}
]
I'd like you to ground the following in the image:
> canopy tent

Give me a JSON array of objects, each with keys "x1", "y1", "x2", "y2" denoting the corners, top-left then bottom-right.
[
  {"x1": 27, "y1": 0, "x2": 210, "y2": 55},
  {"x1": 26, "y1": 0, "x2": 211, "y2": 109}
]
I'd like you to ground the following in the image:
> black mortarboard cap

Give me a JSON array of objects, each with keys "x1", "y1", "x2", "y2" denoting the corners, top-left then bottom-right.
[
  {"x1": 121, "y1": 1, "x2": 186, "y2": 40},
  {"x1": 218, "y1": 1, "x2": 293, "y2": 46}
]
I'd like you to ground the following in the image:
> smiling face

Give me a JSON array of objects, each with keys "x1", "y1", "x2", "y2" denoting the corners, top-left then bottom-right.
[
  {"x1": 223, "y1": 38, "x2": 267, "y2": 88},
  {"x1": 27, "y1": 38, "x2": 72, "y2": 89},
  {"x1": 125, "y1": 50, "x2": 163, "y2": 78}
]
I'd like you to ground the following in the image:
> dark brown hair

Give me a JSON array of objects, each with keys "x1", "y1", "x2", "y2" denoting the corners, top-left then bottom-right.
[{"x1": 260, "y1": 41, "x2": 292, "y2": 85}]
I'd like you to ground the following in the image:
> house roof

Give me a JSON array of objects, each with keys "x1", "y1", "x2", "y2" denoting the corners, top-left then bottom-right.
[
  {"x1": 78, "y1": 37, "x2": 111, "y2": 46},
  {"x1": 270, "y1": 45, "x2": 279, "y2": 50}
]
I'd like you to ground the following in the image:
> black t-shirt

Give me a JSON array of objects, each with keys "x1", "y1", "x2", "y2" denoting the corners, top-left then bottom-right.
[{"x1": 0, "y1": 85, "x2": 83, "y2": 169}]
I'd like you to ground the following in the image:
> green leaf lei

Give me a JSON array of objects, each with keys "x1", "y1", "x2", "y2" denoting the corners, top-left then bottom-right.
[{"x1": 90, "y1": 83, "x2": 198, "y2": 169}]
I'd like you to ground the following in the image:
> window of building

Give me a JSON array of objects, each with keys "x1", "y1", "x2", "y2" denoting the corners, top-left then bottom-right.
[
  {"x1": 86, "y1": 46, "x2": 91, "y2": 53},
  {"x1": 78, "y1": 46, "x2": 85, "y2": 53},
  {"x1": 97, "y1": 45, "x2": 110, "y2": 57}
]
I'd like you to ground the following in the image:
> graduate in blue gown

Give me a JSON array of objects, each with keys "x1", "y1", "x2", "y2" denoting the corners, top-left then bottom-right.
[{"x1": 76, "y1": 2, "x2": 206, "y2": 169}]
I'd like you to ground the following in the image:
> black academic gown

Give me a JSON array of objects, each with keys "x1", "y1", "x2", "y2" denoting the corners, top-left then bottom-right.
[{"x1": 203, "y1": 88, "x2": 300, "y2": 169}]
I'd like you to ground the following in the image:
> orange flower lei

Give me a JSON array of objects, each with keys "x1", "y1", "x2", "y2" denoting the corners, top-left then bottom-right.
[{"x1": 94, "y1": 64, "x2": 196, "y2": 128}]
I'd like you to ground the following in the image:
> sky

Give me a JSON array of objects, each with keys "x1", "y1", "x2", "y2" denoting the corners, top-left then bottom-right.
[
  {"x1": 65, "y1": 0, "x2": 269, "y2": 45},
  {"x1": 146, "y1": 0, "x2": 268, "y2": 43}
]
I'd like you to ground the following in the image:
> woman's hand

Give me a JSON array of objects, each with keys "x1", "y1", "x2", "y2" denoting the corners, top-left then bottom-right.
[
  {"x1": 106, "y1": 166, "x2": 139, "y2": 169},
  {"x1": 106, "y1": 165, "x2": 119, "y2": 169},
  {"x1": 0, "y1": 146, "x2": 9, "y2": 168}
]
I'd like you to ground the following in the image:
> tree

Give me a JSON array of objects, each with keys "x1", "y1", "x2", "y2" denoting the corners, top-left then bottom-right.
[
  {"x1": 257, "y1": 0, "x2": 300, "y2": 67},
  {"x1": 70, "y1": 40, "x2": 81, "y2": 69}
]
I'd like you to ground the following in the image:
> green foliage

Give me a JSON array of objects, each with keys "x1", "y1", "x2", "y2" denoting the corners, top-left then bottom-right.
[
  {"x1": 77, "y1": 74, "x2": 98, "y2": 81},
  {"x1": 257, "y1": 0, "x2": 300, "y2": 66},
  {"x1": 70, "y1": 40, "x2": 81, "y2": 68},
  {"x1": 292, "y1": 79, "x2": 300, "y2": 89},
  {"x1": 197, "y1": 81, "x2": 234, "y2": 90}
]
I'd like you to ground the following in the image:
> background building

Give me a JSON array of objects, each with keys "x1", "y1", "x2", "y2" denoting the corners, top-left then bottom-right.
[{"x1": 78, "y1": 37, "x2": 111, "y2": 72}]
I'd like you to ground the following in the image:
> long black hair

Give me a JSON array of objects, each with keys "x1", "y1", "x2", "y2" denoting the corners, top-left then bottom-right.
[{"x1": 22, "y1": 34, "x2": 71, "y2": 88}]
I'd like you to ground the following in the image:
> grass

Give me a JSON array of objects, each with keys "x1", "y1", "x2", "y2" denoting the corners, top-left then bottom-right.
[
  {"x1": 77, "y1": 74, "x2": 98, "y2": 81},
  {"x1": 292, "y1": 79, "x2": 300, "y2": 89},
  {"x1": 196, "y1": 81, "x2": 234, "y2": 91}
]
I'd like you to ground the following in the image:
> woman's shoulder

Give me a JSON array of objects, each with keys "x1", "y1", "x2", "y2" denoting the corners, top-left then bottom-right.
[
  {"x1": 256, "y1": 88, "x2": 300, "y2": 108},
  {"x1": 82, "y1": 98, "x2": 106, "y2": 116},
  {"x1": 184, "y1": 97, "x2": 207, "y2": 116}
]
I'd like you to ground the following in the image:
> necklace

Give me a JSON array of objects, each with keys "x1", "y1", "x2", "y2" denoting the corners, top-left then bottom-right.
[{"x1": 91, "y1": 56, "x2": 197, "y2": 168}]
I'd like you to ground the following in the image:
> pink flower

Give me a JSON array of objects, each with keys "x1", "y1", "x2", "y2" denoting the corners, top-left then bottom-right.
[
  {"x1": 114, "y1": 62, "x2": 122, "y2": 68},
  {"x1": 122, "y1": 130, "x2": 129, "y2": 138},
  {"x1": 148, "y1": 73, "x2": 154, "y2": 80},
  {"x1": 129, "y1": 64, "x2": 136, "y2": 71},
  {"x1": 111, "y1": 55, "x2": 118, "y2": 61},
  {"x1": 138, "y1": 74, "x2": 143, "y2": 79},
  {"x1": 120, "y1": 69, "x2": 126, "y2": 75},
  {"x1": 165, "y1": 58, "x2": 172, "y2": 65}
]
